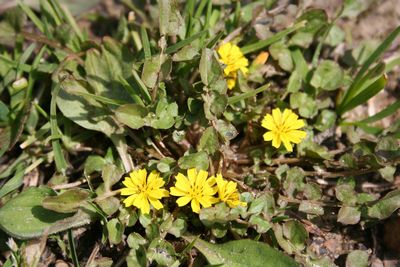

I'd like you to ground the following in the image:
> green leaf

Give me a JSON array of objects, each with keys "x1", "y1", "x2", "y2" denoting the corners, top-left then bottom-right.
[
  {"x1": 310, "y1": 60, "x2": 343, "y2": 91},
  {"x1": 107, "y1": 218, "x2": 125, "y2": 245},
  {"x1": 338, "y1": 74, "x2": 387, "y2": 115},
  {"x1": 57, "y1": 76, "x2": 118, "y2": 136},
  {"x1": 214, "y1": 120, "x2": 238, "y2": 142},
  {"x1": 84, "y1": 155, "x2": 107, "y2": 177},
  {"x1": 290, "y1": 92, "x2": 318, "y2": 118},
  {"x1": 296, "y1": 9, "x2": 328, "y2": 34},
  {"x1": 198, "y1": 127, "x2": 219, "y2": 155},
  {"x1": 379, "y1": 166, "x2": 396, "y2": 182},
  {"x1": 368, "y1": 189, "x2": 400, "y2": 219},
  {"x1": 199, "y1": 48, "x2": 224, "y2": 87},
  {"x1": 178, "y1": 151, "x2": 209, "y2": 170},
  {"x1": 0, "y1": 162, "x2": 25, "y2": 198},
  {"x1": 159, "y1": 0, "x2": 185, "y2": 37},
  {"x1": 336, "y1": 182, "x2": 357, "y2": 205},
  {"x1": 339, "y1": 25, "x2": 400, "y2": 114},
  {"x1": 286, "y1": 71, "x2": 302, "y2": 93},
  {"x1": 42, "y1": 188, "x2": 91, "y2": 213},
  {"x1": 337, "y1": 206, "x2": 361, "y2": 225},
  {"x1": 269, "y1": 43, "x2": 293, "y2": 72},
  {"x1": 184, "y1": 237, "x2": 299, "y2": 267},
  {"x1": 283, "y1": 220, "x2": 308, "y2": 250},
  {"x1": 172, "y1": 45, "x2": 199, "y2": 61},
  {"x1": 248, "y1": 215, "x2": 271, "y2": 233},
  {"x1": 345, "y1": 250, "x2": 369, "y2": 267},
  {"x1": 115, "y1": 104, "x2": 148, "y2": 129},
  {"x1": 85, "y1": 48, "x2": 133, "y2": 103},
  {"x1": 315, "y1": 110, "x2": 337, "y2": 131},
  {"x1": 227, "y1": 84, "x2": 270, "y2": 105},
  {"x1": 150, "y1": 99, "x2": 178, "y2": 129},
  {"x1": 141, "y1": 55, "x2": 162, "y2": 89},
  {"x1": 241, "y1": 21, "x2": 305, "y2": 55},
  {"x1": 0, "y1": 187, "x2": 72, "y2": 239},
  {"x1": 298, "y1": 201, "x2": 324, "y2": 215},
  {"x1": 199, "y1": 203, "x2": 238, "y2": 227}
]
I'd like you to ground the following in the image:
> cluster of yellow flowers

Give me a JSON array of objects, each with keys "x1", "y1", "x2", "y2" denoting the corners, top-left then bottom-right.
[
  {"x1": 217, "y1": 42, "x2": 307, "y2": 152},
  {"x1": 120, "y1": 42, "x2": 309, "y2": 215},
  {"x1": 121, "y1": 168, "x2": 246, "y2": 215}
]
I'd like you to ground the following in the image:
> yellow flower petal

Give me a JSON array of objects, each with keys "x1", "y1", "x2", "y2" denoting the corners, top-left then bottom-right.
[
  {"x1": 191, "y1": 199, "x2": 201, "y2": 213},
  {"x1": 176, "y1": 196, "x2": 192, "y2": 206}
]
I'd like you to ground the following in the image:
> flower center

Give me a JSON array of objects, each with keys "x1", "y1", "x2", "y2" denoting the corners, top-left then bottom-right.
[{"x1": 190, "y1": 185, "x2": 203, "y2": 200}]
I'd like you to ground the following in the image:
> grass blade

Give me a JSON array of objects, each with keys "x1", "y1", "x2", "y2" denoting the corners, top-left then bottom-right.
[
  {"x1": 165, "y1": 30, "x2": 207, "y2": 54},
  {"x1": 339, "y1": 74, "x2": 387, "y2": 115},
  {"x1": 228, "y1": 84, "x2": 270, "y2": 105},
  {"x1": 132, "y1": 68, "x2": 152, "y2": 104},
  {"x1": 50, "y1": 83, "x2": 68, "y2": 174},
  {"x1": 50, "y1": 0, "x2": 84, "y2": 41},
  {"x1": 17, "y1": 0, "x2": 45, "y2": 33},
  {"x1": 241, "y1": 21, "x2": 305, "y2": 55},
  {"x1": 339, "y1": 25, "x2": 400, "y2": 109},
  {"x1": 141, "y1": 26, "x2": 151, "y2": 59},
  {"x1": 357, "y1": 100, "x2": 400, "y2": 124}
]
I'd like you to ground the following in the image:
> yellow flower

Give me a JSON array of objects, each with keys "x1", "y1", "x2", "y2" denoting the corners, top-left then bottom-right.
[
  {"x1": 120, "y1": 169, "x2": 169, "y2": 214},
  {"x1": 214, "y1": 174, "x2": 246, "y2": 208},
  {"x1": 170, "y1": 168, "x2": 218, "y2": 213},
  {"x1": 262, "y1": 108, "x2": 307, "y2": 152},
  {"x1": 217, "y1": 42, "x2": 249, "y2": 89}
]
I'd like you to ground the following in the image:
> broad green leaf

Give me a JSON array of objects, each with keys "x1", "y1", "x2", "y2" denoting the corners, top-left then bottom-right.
[
  {"x1": 0, "y1": 187, "x2": 72, "y2": 239},
  {"x1": 107, "y1": 218, "x2": 125, "y2": 245},
  {"x1": 199, "y1": 48, "x2": 224, "y2": 88},
  {"x1": 178, "y1": 151, "x2": 209, "y2": 170},
  {"x1": 368, "y1": 189, "x2": 400, "y2": 219},
  {"x1": 85, "y1": 48, "x2": 132, "y2": 103},
  {"x1": 310, "y1": 60, "x2": 343, "y2": 91},
  {"x1": 172, "y1": 45, "x2": 199, "y2": 61},
  {"x1": 42, "y1": 188, "x2": 91, "y2": 213},
  {"x1": 84, "y1": 155, "x2": 107, "y2": 177},
  {"x1": 159, "y1": 0, "x2": 185, "y2": 37},
  {"x1": 96, "y1": 196, "x2": 120, "y2": 216},
  {"x1": 150, "y1": 99, "x2": 178, "y2": 129},
  {"x1": 296, "y1": 9, "x2": 328, "y2": 34},
  {"x1": 214, "y1": 120, "x2": 238, "y2": 142},
  {"x1": 379, "y1": 166, "x2": 396, "y2": 182},
  {"x1": 115, "y1": 104, "x2": 148, "y2": 129},
  {"x1": 345, "y1": 250, "x2": 369, "y2": 267},
  {"x1": 184, "y1": 237, "x2": 299, "y2": 267},
  {"x1": 290, "y1": 92, "x2": 318, "y2": 118},
  {"x1": 315, "y1": 110, "x2": 337, "y2": 131},
  {"x1": 269, "y1": 43, "x2": 293, "y2": 72},
  {"x1": 199, "y1": 203, "x2": 238, "y2": 227},
  {"x1": 283, "y1": 220, "x2": 308, "y2": 250},
  {"x1": 286, "y1": 70, "x2": 302, "y2": 93},
  {"x1": 337, "y1": 206, "x2": 361, "y2": 225},
  {"x1": 198, "y1": 127, "x2": 219, "y2": 155},
  {"x1": 298, "y1": 201, "x2": 324, "y2": 215},
  {"x1": 57, "y1": 76, "x2": 117, "y2": 136},
  {"x1": 248, "y1": 215, "x2": 271, "y2": 233},
  {"x1": 141, "y1": 55, "x2": 162, "y2": 88}
]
